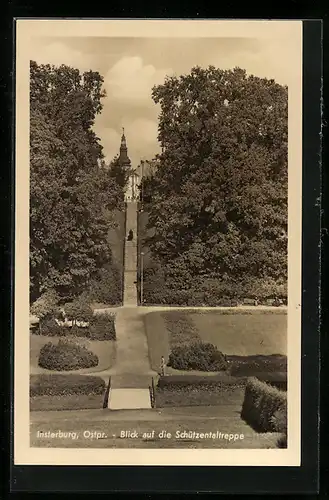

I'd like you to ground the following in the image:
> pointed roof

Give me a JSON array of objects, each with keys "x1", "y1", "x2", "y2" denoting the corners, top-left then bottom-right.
[{"x1": 118, "y1": 127, "x2": 131, "y2": 166}]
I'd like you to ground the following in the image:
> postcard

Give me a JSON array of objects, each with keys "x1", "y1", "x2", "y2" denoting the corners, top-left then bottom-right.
[{"x1": 14, "y1": 19, "x2": 302, "y2": 466}]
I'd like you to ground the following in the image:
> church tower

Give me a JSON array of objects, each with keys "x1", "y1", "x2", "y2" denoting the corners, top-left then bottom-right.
[
  {"x1": 118, "y1": 128, "x2": 131, "y2": 169},
  {"x1": 118, "y1": 128, "x2": 139, "y2": 201}
]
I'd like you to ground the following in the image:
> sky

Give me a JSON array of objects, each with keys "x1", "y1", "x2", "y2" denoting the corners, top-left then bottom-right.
[{"x1": 29, "y1": 36, "x2": 296, "y2": 167}]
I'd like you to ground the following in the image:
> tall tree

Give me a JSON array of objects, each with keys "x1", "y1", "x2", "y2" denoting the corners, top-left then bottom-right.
[
  {"x1": 30, "y1": 61, "x2": 122, "y2": 301},
  {"x1": 107, "y1": 155, "x2": 130, "y2": 194},
  {"x1": 145, "y1": 66, "x2": 288, "y2": 300}
]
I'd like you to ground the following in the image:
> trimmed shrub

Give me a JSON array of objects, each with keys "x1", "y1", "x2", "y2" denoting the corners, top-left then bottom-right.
[
  {"x1": 36, "y1": 312, "x2": 117, "y2": 341},
  {"x1": 228, "y1": 354, "x2": 287, "y2": 377},
  {"x1": 254, "y1": 372, "x2": 287, "y2": 391},
  {"x1": 271, "y1": 406, "x2": 288, "y2": 433},
  {"x1": 64, "y1": 298, "x2": 94, "y2": 324},
  {"x1": 30, "y1": 374, "x2": 105, "y2": 396},
  {"x1": 241, "y1": 377, "x2": 287, "y2": 432},
  {"x1": 38, "y1": 316, "x2": 69, "y2": 337},
  {"x1": 89, "y1": 313, "x2": 116, "y2": 340},
  {"x1": 167, "y1": 342, "x2": 228, "y2": 372},
  {"x1": 157, "y1": 373, "x2": 244, "y2": 390},
  {"x1": 38, "y1": 339, "x2": 99, "y2": 371}
]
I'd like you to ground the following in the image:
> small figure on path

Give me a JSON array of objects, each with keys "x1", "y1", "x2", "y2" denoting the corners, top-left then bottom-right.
[{"x1": 127, "y1": 229, "x2": 134, "y2": 241}]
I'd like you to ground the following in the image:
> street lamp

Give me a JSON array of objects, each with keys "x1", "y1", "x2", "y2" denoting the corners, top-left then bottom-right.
[
  {"x1": 140, "y1": 159, "x2": 145, "y2": 211},
  {"x1": 140, "y1": 251, "x2": 144, "y2": 306}
]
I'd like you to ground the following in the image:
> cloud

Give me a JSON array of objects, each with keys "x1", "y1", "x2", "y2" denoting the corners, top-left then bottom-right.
[
  {"x1": 104, "y1": 56, "x2": 172, "y2": 105},
  {"x1": 29, "y1": 39, "x2": 97, "y2": 72},
  {"x1": 208, "y1": 38, "x2": 294, "y2": 86},
  {"x1": 30, "y1": 36, "x2": 297, "y2": 168},
  {"x1": 123, "y1": 118, "x2": 159, "y2": 159},
  {"x1": 94, "y1": 126, "x2": 122, "y2": 164}
]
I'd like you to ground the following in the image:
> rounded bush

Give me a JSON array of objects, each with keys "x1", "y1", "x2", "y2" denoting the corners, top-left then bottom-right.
[
  {"x1": 168, "y1": 342, "x2": 228, "y2": 372},
  {"x1": 38, "y1": 339, "x2": 99, "y2": 371}
]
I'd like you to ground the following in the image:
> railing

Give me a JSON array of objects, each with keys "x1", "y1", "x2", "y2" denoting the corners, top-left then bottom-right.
[
  {"x1": 137, "y1": 201, "x2": 141, "y2": 305},
  {"x1": 103, "y1": 376, "x2": 111, "y2": 409},
  {"x1": 149, "y1": 376, "x2": 156, "y2": 408}
]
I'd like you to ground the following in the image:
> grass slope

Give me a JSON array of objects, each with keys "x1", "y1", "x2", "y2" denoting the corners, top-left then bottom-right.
[
  {"x1": 144, "y1": 309, "x2": 287, "y2": 373},
  {"x1": 190, "y1": 310, "x2": 287, "y2": 356}
]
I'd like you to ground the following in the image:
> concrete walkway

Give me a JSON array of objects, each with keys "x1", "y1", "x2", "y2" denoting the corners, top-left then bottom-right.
[
  {"x1": 107, "y1": 306, "x2": 157, "y2": 409},
  {"x1": 111, "y1": 308, "x2": 155, "y2": 377},
  {"x1": 107, "y1": 202, "x2": 157, "y2": 409}
]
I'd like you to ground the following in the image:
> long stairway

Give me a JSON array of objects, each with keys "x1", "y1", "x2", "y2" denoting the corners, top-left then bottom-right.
[
  {"x1": 108, "y1": 201, "x2": 156, "y2": 410},
  {"x1": 123, "y1": 201, "x2": 138, "y2": 306}
]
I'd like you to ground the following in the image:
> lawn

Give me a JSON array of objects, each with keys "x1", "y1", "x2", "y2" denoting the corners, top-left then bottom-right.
[
  {"x1": 144, "y1": 311, "x2": 171, "y2": 372},
  {"x1": 190, "y1": 310, "x2": 287, "y2": 356},
  {"x1": 144, "y1": 309, "x2": 287, "y2": 373},
  {"x1": 30, "y1": 333, "x2": 116, "y2": 375}
]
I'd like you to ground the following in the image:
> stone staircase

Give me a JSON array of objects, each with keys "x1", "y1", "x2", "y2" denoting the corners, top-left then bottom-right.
[
  {"x1": 108, "y1": 203, "x2": 156, "y2": 410},
  {"x1": 123, "y1": 202, "x2": 138, "y2": 306}
]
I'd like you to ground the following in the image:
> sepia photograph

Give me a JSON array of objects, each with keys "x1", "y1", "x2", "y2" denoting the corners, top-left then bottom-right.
[{"x1": 14, "y1": 20, "x2": 302, "y2": 466}]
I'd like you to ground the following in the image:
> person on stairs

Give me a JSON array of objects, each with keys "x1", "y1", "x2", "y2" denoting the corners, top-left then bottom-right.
[{"x1": 127, "y1": 229, "x2": 134, "y2": 241}]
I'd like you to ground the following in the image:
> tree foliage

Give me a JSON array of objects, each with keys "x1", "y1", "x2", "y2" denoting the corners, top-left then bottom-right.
[
  {"x1": 63, "y1": 297, "x2": 94, "y2": 324},
  {"x1": 144, "y1": 66, "x2": 288, "y2": 301},
  {"x1": 30, "y1": 61, "x2": 123, "y2": 301},
  {"x1": 107, "y1": 155, "x2": 131, "y2": 195}
]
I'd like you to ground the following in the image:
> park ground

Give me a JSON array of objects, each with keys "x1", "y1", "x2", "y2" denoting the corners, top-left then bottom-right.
[{"x1": 30, "y1": 307, "x2": 287, "y2": 449}]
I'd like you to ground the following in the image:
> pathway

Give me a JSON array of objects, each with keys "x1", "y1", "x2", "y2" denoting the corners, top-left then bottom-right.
[
  {"x1": 123, "y1": 201, "x2": 138, "y2": 307},
  {"x1": 108, "y1": 201, "x2": 156, "y2": 410}
]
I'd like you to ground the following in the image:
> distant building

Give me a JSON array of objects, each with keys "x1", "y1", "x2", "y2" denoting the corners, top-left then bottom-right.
[{"x1": 118, "y1": 128, "x2": 139, "y2": 202}]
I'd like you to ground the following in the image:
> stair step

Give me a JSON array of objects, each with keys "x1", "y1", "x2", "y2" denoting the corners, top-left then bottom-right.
[
  {"x1": 111, "y1": 374, "x2": 153, "y2": 389},
  {"x1": 108, "y1": 388, "x2": 151, "y2": 410}
]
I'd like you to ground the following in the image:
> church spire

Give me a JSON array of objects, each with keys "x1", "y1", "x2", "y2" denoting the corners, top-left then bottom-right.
[
  {"x1": 121, "y1": 127, "x2": 126, "y2": 147},
  {"x1": 118, "y1": 126, "x2": 131, "y2": 166}
]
